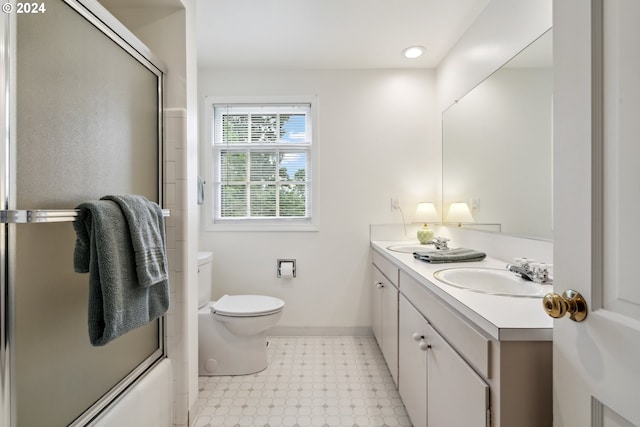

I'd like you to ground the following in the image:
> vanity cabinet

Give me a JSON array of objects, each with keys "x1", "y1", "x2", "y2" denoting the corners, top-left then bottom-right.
[
  {"x1": 399, "y1": 268, "x2": 551, "y2": 427},
  {"x1": 371, "y1": 243, "x2": 552, "y2": 426},
  {"x1": 371, "y1": 251, "x2": 399, "y2": 386},
  {"x1": 399, "y1": 294, "x2": 489, "y2": 427}
]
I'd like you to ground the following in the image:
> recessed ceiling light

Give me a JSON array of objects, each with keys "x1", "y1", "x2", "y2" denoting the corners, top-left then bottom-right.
[{"x1": 402, "y1": 46, "x2": 425, "y2": 59}]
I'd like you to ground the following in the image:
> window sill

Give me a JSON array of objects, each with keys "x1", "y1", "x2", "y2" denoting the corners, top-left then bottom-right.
[{"x1": 206, "y1": 219, "x2": 319, "y2": 232}]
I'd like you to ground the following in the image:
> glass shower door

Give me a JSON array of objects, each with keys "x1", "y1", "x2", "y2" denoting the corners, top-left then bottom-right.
[{"x1": 6, "y1": 0, "x2": 166, "y2": 425}]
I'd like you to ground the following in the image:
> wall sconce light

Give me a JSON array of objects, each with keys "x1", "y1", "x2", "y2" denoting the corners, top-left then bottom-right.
[
  {"x1": 415, "y1": 202, "x2": 439, "y2": 244},
  {"x1": 447, "y1": 202, "x2": 474, "y2": 227}
]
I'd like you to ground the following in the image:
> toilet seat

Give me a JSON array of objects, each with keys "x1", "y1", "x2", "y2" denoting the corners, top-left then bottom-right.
[{"x1": 211, "y1": 294, "x2": 284, "y2": 317}]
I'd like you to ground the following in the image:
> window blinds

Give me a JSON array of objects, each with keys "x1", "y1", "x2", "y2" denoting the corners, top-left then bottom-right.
[{"x1": 213, "y1": 103, "x2": 312, "y2": 221}]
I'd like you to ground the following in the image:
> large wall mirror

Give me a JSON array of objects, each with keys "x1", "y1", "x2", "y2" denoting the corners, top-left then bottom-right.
[{"x1": 442, "y1": 28, "x2": 553, "y2": 240}]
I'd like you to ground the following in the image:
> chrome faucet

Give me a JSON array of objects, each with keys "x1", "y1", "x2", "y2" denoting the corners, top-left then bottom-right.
[
  {"x1": 428, "y1": 237, "x2": 450, "y2": 250},
  {"x1": 506, "y1": 258, "x2": 551, "y2": 283}
]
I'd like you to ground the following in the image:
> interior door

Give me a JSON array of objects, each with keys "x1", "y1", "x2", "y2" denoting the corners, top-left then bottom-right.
[{"x1": 553, "y1": 0, "x2": 640, "y2": 425}]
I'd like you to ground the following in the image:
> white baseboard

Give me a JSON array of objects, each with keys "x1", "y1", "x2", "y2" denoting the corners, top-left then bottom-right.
[{"x1": 268, "y1": 326, "x2": 373, "y2": 337}]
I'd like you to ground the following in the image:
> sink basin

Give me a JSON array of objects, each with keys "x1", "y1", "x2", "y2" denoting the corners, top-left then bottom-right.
[
  {"x1": 433, "y1": 267, "x2": 551, "y2": 298},
  {"x1": 387, "y1": 244, "x2": 434, "y2": 253}
]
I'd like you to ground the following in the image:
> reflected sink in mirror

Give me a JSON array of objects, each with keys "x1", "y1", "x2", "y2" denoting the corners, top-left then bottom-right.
[
  {"x1": 387, "y1": 244, "x2": 434, "y2": 254},
  {"x1": 433, "y1": 267, "x2": 551, "y2": 298}
]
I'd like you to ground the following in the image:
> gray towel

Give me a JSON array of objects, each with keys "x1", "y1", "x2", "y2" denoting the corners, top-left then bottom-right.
[
  {"x1": 413, "y1": 248, "x2": 486, "y2": 263},
  {"x1": 101, "y1": 195, "x2": 168, "y2": 288},
  {"x1": 73, "y1": 200, "x2": 169, "y2": 346}
]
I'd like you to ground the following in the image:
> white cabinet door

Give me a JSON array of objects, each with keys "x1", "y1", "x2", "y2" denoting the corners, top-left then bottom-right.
[
  {"x1": 371, "y1": 266, "x2": 384, "y2": 345},
  {"x1": 426, "y1": 323, "x2": 489, "y2": 427},
  {"x1": 398, "y1": 294, "x2": 428, "y2": 427},
  {"x1": 381, "y1": 280, "x2": 398, "y2": 386},
  {"x1": 553, "y1": 1, "x2": 640, "y2": 425},
  {"x1": 372, "y1": 264, "x2": 399, "y2": 385}
]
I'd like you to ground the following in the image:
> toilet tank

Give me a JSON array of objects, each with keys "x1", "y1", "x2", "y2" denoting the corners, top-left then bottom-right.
[{"x1": 197, "y1": 252, "x2": 213, "y2": 308}]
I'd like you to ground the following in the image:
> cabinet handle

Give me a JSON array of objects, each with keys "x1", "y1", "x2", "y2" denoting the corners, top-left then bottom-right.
[
  {"x1": 418, "y1": 341, "x2": 431, "y2": 351},
  {"x1": 413, "y1": 333, "x2": 431, "y2": 350},
  {"x1": 375, "y1": 281, "x2": 384, "y2": 288}
]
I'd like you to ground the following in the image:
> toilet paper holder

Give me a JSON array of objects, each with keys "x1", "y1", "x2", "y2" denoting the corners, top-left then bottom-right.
[{"x1": 277, "y1": 259, "x2": 296, "y2": 278}]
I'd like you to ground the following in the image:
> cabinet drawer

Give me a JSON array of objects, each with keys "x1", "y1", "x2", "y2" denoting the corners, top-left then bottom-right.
[
  {"x1": 400, "y1": 270, "x2": 490, "y2": 379},
  {"x1": 372, "y1": 250, "x2": 398, "y2": 286}
]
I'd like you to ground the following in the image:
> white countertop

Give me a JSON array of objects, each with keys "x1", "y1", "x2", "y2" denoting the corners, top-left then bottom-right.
[{"x1": 371, "y1": 240, "x2": 553, "y2": 341}]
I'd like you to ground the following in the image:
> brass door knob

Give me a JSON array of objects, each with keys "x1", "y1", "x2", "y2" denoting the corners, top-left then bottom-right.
[{"x1": 542, "y1": 290, "x2": 588, "y2": 322}]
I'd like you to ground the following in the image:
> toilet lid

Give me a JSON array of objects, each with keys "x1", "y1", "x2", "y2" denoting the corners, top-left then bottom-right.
[{"x1": 211, "y1": 294, "x2": 285, "y2": 317}]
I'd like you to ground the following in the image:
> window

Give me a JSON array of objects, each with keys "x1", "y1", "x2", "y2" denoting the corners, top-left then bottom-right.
[{"x1": 209, "y1": 98, "x2": 317, "y2": 230}]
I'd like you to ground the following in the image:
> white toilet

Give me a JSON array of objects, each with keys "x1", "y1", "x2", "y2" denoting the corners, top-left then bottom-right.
[{"x1": 197, "y1": 252, "x2": 285, "y2": 376}]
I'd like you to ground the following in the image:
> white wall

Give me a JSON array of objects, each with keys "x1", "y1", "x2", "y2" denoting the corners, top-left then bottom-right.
[
  {"x1": 436, "y1": 0, "x2": 553, "y2": 111},
  {"x1": 198, "y1": 68, "x2": 437, "y2": 332},
  {"x1": 435, "y1": 0, "x2": 553, "y2": 260}
]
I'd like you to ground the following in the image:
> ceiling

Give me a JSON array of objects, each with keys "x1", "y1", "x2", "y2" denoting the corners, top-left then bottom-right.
[{"x1": 196, "y1": 0, "x2": 490, "y2": 70}]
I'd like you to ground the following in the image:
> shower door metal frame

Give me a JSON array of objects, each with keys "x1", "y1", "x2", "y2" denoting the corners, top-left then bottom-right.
[
  {"x1": 1, "y1": 6, "x2": 14, "y2": 427},
  {"x1": 0, "y1": 1, "x2": 168, "y2": 426}
]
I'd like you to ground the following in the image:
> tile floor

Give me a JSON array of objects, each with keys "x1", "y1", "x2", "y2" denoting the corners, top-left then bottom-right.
[{"x1": 194, "y1": 336, "x2": 412, "y2": 427}]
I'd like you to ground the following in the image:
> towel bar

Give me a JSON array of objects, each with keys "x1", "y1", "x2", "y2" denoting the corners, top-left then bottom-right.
[{"x1": 0, "y1": 209, "x2": 171, "y2": 224}]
